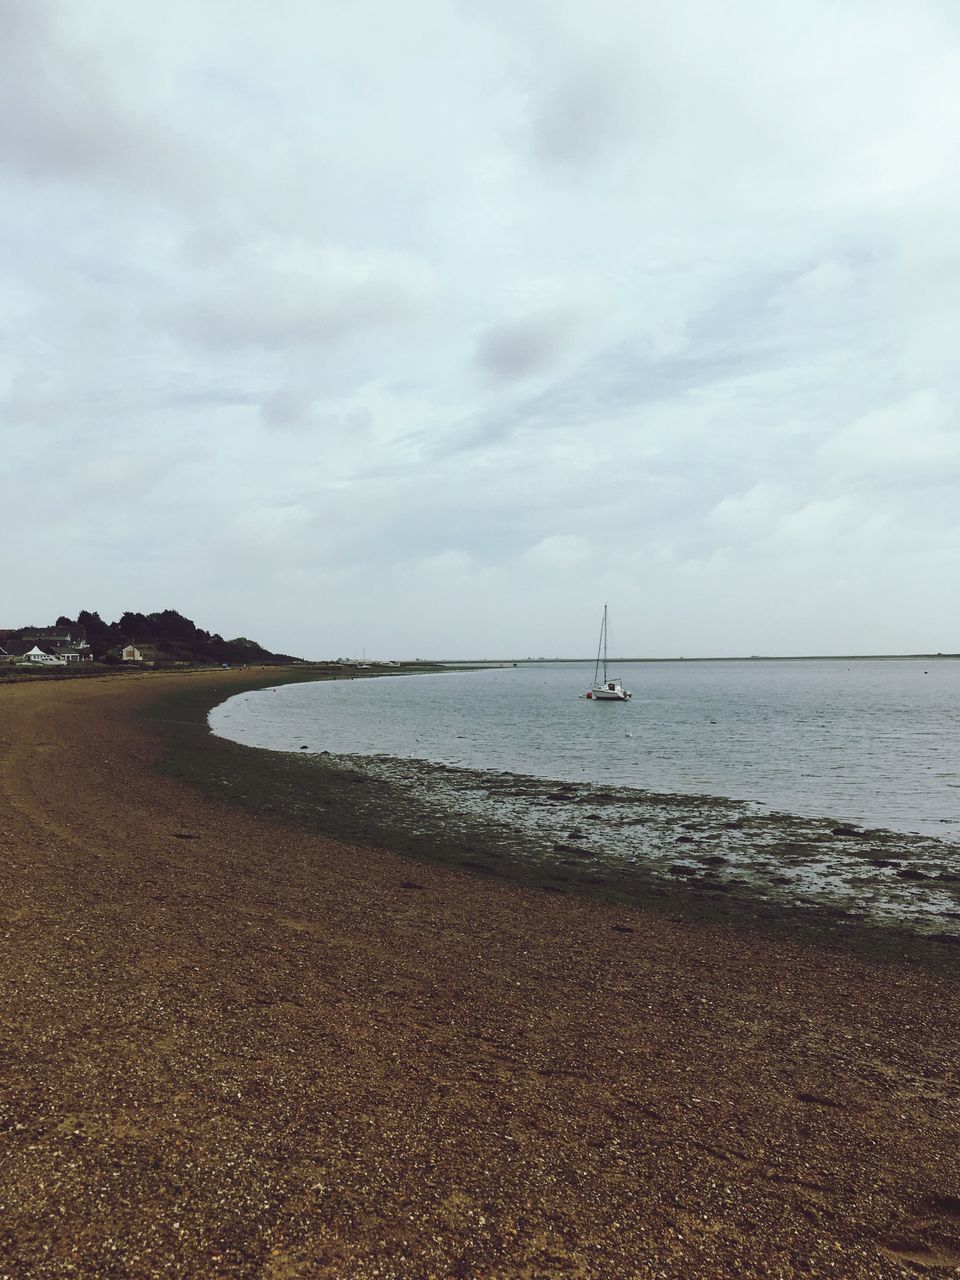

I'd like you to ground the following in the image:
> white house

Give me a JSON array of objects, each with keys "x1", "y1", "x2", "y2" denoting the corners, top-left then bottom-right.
[{"x1": 24, "y1": 645, "x2": 67, "y2": 665}]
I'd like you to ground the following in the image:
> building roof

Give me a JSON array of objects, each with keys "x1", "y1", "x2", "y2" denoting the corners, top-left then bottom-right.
[
  {"x1": 2, "y1": 639, "x2": 41, "y2": 657},
  {"x1": 2, "y1": 625, "x2": 88, "y2": 646}
]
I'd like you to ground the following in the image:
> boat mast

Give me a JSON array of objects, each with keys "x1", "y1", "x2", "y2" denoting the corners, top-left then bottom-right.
[
  {"x1": 602, "y1": 603, "x2": 608, "y2": 682},
  {"x1": 594, "y1": 606, "x2": 606, "y2": 686}
]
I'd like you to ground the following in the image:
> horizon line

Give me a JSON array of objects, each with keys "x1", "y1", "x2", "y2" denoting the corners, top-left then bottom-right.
[{"x1": 429, "y1": 652, "x2": 960, "y2": 664}]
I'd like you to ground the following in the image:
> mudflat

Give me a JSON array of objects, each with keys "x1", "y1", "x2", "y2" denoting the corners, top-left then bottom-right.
[{"x1": 1, "y1": 670, "x2": 959, "y2": 1278}]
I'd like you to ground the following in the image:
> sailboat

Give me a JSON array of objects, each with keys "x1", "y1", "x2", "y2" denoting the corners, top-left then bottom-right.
[{"x1": 585, "y1": 604, "x2": 632, "y2": 701}]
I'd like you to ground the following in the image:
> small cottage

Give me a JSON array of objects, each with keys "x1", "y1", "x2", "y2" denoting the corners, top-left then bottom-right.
[{"x1": 121, "y1": 644, "x2": 158, "y2": 664}]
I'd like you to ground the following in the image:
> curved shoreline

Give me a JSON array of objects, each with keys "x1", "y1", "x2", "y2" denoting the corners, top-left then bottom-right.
[
  {"x1": 198, "y1": 672, "x2": 960, "y2": 965},
  {"x1": 2, "y1": 668, "x2": 960, "y2": 1277}
]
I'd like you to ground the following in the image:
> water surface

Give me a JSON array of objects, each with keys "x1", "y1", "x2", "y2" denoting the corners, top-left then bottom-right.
[{"x1": 211, "y1": 659, "x2": 960, "y2": 839}]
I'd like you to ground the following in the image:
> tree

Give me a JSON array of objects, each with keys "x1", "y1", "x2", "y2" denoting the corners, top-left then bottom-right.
[
  {"x1": 146, "y1": 610, "x2": 198, "y2": 639},
  {"x1": 77, "y1": 610, "x2": 108, "y2": 636},
  {"x1": 118, "y1": 611, "x2": 149, "y2": 639}
]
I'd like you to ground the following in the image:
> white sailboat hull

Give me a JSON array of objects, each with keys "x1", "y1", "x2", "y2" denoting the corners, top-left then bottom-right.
[{"x1": 588, "y1": 683, "x2": 632, "y2": 701}]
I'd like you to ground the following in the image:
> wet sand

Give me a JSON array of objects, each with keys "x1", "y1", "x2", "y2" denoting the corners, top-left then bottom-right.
[{"x1": 2, "y1": 669, "x2": 960, "y2": 1278}]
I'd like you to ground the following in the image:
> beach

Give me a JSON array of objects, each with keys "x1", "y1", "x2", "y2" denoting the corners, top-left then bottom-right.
[{"x1": 2, "y1": 669, "x2": 960, "y2": 1278}]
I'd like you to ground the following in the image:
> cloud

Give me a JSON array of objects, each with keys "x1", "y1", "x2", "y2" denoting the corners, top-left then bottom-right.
[
  {"x1": 0, "y1": 370, "x2": 63, "y2": 427},
  {"x1": 475, "y1": 310, "x2": 577, "y2": 382},
  {"x1": 709, "y1": 483, "x2": 787, "y2": 538},
  {"x1": 259, "y1": 386, "x2": 317, "y2": 430},
  {"x1": 0, "y1": 0, "x2": 192, "y2": 192},
  {"x1": 819, "y1": 390, "x2": 960, "y2": 484},
  {"x1": 171, "y1": 243, "x2": 436, "y2": 353},
  {"x1": 259, "y1": 389, "x2": 376, "y2": 443},
  {"x1": 0, "y1": 1, "x2": 125, "y2": 179},
  {"x1": 528, "y1": 55, "x2": 640, "y2": 167},
  {"x1": 522, "y1": 534, "x2": 592, "y2": 569}
]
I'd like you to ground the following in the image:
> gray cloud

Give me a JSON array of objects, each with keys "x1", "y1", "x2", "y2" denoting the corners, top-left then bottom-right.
[
  {"x1": 0, "y1": 1, "x2": 122, "y2": 178},
  {"x1": 170, "y1": 248, "x2": 434, "y2": 353},
  {"x1": 0, "y1": 0, "x2": 191, "y2": 192},
  {"x1": 260, "y1": 386, "x2": 317, "y2": 430},
  {"x1": 529, "y1": 56, "x2": 640, "y2": 167},
  {"x1": 475, "y1": 311, "x2": 577, "y2": 382}
]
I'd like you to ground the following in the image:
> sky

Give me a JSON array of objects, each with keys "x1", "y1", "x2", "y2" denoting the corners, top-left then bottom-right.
[{"x1": 2, "y1": 0, "x2": 959, "y2": 659}]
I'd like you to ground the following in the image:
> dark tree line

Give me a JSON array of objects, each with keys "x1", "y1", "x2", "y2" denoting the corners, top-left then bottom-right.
[{"x1": 47, "y1": 609, "x2": 299, "y2": 665}]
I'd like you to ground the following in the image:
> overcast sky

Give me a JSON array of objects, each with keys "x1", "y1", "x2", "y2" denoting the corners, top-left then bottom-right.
[{"x1": 2, "y1": 1, "x2": 959, "y2": 658}]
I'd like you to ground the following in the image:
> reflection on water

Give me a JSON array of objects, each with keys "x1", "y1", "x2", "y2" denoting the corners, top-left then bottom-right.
[{"x1": 210, "y1": 658, "x2": 960, "y2": 840}]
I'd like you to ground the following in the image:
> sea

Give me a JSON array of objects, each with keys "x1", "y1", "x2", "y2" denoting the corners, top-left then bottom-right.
[{"x1": 209, "y1": 658, "x2": 960, "y2": 938}]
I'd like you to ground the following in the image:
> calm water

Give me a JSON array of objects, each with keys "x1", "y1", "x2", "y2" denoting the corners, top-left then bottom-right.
[{"x1": 210, "y1": 659, "x2": 960, "y2": 839}]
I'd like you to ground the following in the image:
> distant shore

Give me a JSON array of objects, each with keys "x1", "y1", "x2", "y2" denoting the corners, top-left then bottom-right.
[
  {"x1": 2, "y1": 668, "x2": 960, "y2": 1277},
  {"x1": 459, "y1": 652, "x2": 960, "y2": 664}
]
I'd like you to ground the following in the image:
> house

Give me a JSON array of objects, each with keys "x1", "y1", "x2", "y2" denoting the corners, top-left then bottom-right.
[
  {"x1": 122, "y1": 644, "x2": 158, "y2": 663},
  {"x1": 49, "y1": 643, "x2": 86, "y2": 662},
  {"x1": 21, "y1": 644, "x2": 67, "y2": 665},
  {"x1": 44, "y1": 627, "x2": 90, "y2": 660}
]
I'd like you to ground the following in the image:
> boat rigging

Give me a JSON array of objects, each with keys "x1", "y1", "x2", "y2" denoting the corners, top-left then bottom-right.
[{"x1": 584, "y1": 605, "x2": 632, "y2": 701}]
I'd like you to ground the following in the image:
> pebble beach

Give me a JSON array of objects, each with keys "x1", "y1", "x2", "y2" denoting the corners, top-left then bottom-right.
[{"x1": 2, "y1": 668, "x2": 960, "y2": 1278}]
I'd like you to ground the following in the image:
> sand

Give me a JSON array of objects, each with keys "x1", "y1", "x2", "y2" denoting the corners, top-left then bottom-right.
[{"x1": 1, "y1": 669, "x2": 959, "y2": 1278}]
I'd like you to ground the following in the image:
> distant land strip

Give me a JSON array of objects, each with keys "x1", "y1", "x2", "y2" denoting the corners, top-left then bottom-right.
[{"x1": 451, "y1": 652, "x2": 960, "y2": 664}]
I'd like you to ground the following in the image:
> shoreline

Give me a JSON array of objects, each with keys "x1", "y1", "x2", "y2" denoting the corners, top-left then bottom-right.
[
  {"x1": 2, "y1": 668, "x2": 960, "y2": 1276},
  {"x1": 192, "y1": 671, "x2": 960, "y2": 972}
]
